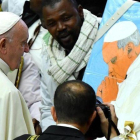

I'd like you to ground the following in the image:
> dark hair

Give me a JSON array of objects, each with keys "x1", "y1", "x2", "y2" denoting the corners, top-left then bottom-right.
[
  {"x1": 54, "y1": 80, "x2": 96, "y2": 126},
  {"x1": 42, "y1": 0, "x2": 78, "y2": 9},
  {"x1": 76, "y1": 0, "x2": 107, "y2": 17}
]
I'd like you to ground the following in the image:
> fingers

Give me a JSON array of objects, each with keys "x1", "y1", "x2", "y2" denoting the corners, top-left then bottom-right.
[
  {"x1": 35, "y1": 124, "x2": 42, "y2": 135},
  {"x1": 32, "y1": 118, "x2": 42, "y2": 135},
  {"x1": 97, "y1": 105, "x2": 118, "y2": 139},
  {"x1": 96, "y1": 107, "x2": 106, "y2": 123},
  {"x1": 103, "y1": 104, "x2": 118, "y2": 125},
  {"x1": 97, "y1": 80, "x2": 106, "y2": 98},
  {"x1": 96, "y1": 106, "x2": 108, "y2": 138},
  {"x1": 32, "y1": 118, "x2": 37, "y2": 128}
]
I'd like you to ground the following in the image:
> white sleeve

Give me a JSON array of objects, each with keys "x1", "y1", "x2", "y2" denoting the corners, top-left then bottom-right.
[
  {"x1": 39, "y1": 52, "x2": 56, "y2": 132},
  {"x1": 29, "y1": 101, "x2": 41, "y2": 122},
  {"x1": 40, "y1": 79, "x2": 56, "y2": 132},
  {"x1": 40, "y1": 66, "x2": 55, "y2": 132},
  {"x1": 19, "y1": 53, "x2": 41, "y2": 121}
]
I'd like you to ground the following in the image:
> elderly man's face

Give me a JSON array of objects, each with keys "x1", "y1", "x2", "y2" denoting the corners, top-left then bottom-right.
[
  {"x1": 6, "y1": 20, "x2": 29, "y2": 70},
  {"x1": 42, "y1": 0, "x2": 83, "y2": 53},
  {"x1": 102, "y1": 41, "x2": 134, "y2": 83}
]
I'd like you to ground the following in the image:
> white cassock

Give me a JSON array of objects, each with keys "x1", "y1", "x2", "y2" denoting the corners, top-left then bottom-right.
[
  {"x1": 112, "y1": 54, "x2": 140, "y2": 139},
  {"x1": 0, "y1": 58, "x2": 35, "y2": 140}
]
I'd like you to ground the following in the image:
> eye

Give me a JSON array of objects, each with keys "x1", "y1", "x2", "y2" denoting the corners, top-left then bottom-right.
[
  {"x1": 128, "y1": 48, "x2": 132, "y2": 54},
  {"x1": 111, "y1": 56, "x2": 117, "y2": 64},
  {"x1": 63, "y1": 16, "x2": 71, "y2": 21},
  {"x1": 21, "y1": 41, "x2": 27, "y2": 47},
  {"x1": 47, "y1": 21, "x2": 56, "y2": 27}
]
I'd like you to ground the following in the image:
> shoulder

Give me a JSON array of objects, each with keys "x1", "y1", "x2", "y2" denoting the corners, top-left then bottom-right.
[
  {"x1": 0, "y1": 71, "x2": 17, "y2": 91},
  {"x1": 0, "y1": 71, "x2": 20, "y2": 98}
]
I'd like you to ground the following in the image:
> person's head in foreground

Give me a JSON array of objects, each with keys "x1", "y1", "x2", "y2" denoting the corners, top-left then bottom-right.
[
  {"x1": 51, "y1": 80, "x2": 118, "y2": 139},
  {"x1": 0, "y1": 12, "x2": 29, "y2": 71},
  {"x1": 51, "y1": 80, "x2": 96, "y2": 134}
]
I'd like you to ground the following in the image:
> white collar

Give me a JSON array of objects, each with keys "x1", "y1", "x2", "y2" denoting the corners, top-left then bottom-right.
[
  {"x1": 0, "y1": 58, "x2": 11, "y2": 75},
  {"x1": 57, "y1": 123, "x2": 79, "y2": 130}
]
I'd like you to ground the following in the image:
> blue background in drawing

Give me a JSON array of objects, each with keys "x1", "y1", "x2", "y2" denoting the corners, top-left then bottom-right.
[{"x1": 83, "y1": 0, "x2": 140, "y2": 93}]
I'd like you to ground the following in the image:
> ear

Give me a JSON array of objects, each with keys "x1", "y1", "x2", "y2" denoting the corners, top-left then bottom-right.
[
  {"x1": 0, "y1": 38, "x2": 7, "y2": 54},
  {"x1": 126, "y1": 42, "x2": 134, "y2": 58},
  {"x1": 88, "y1": 110, "x2": 96, "y2": 126},
  {"x1": 51, "y1": 106, "x2": 58, "y2": 122},
  {"x1": 77, "y1": 5, "x2": 84, "y2": 20}
]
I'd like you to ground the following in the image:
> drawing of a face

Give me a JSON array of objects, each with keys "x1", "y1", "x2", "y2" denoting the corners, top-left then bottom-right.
[{"x1": 102, "y1": 41, "x2": 137, "y2": 83}]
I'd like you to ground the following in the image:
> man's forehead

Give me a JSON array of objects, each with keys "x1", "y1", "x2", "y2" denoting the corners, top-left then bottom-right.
[
  {"x1": 102, "y1": 41, "x2": 119, "y2": 62},
  {"x1": 42, "y1": 0, "x2": 75, "y2": 18}
]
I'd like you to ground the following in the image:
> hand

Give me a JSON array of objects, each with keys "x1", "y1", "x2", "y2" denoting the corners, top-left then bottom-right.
[
  {"x1": 97, "y1": 77, "x2": 118, "y2": 102},
  {"x1": 97, "y1": 104, "x2": 118, "y2": 139},
  {"x1": 32, "y1": 118, "x2": 42, "y2": 135},
  {"x1": 104, "y1": 104, "x2": 118, "y2": 126}
]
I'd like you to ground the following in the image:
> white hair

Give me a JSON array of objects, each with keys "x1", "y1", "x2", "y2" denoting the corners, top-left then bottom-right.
[{"x1": 117, "y1": 30, "x2": 140, "y2": 49}]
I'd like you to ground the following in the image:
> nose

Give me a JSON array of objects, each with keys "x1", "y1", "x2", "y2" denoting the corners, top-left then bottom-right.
[
  {"x1": 57, "y1": 21, "x2": 65, "y2": 32},
  {"x1": 108, "y1": 63, "x2": 114, "y2": 76},
  {"x1": 24, "y1": 44, "x2": 29, "y2": 53}
]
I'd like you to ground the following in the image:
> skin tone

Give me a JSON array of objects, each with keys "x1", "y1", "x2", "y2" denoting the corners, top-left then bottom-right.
[
  {"x1": 32, "y1": 118, "x2": 42, "y2": 135},
  {"x1": 97, "y1": 104, "x2": 118, "y2": 139},
  {"x1": 97, "y1": 41, "x2": 140, "y2": 102},
  {"x1": 103, "y1": 41, "x2": 137, "y2": 82},
  {"x1": 42, "y1": 0, "x2": 84, "y2": 54},
  {"x1": 0, "y1": 19, "x2": 29, "y2": 71},
  {"x1": 97, "y1": 76, "x2": 118, "y2": 103}
]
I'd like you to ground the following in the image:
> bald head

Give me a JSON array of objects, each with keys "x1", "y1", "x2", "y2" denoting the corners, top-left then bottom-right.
[{"x1": 54, "y1": 80, "x2": 96, "y2": 126}]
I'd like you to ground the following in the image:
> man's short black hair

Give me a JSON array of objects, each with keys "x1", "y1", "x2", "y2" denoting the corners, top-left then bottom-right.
[
  {"x1": 54, "y1": 80, "x2": 96, "y2": 126},
  {"x1": 42, "y1": 0, "x2": 78, "y2": 9}
]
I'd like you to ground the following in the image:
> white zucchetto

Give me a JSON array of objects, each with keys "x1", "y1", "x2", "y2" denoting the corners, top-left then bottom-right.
[
  {"x1": 0, "y1": 12, "x2": 20, "y2": 35},
  {"x1": 104, "y1": 21, "x2": 137, "y2": 42}
]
